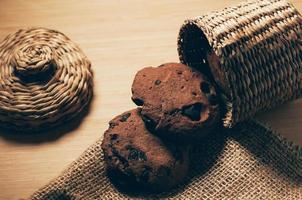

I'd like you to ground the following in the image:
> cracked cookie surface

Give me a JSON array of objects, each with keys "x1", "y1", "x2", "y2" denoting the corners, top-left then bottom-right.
[
  {"x1": 101, "y1": 108, "x2": 190, "y2": 191},
  {"x1": 131, "y1": 63, "x2": 220, "y2": 139}
]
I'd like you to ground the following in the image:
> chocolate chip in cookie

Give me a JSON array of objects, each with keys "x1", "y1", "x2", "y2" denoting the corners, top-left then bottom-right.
[
  {"x1": 101, "y1": 109, "x2": 190, "y2": 192},
  {"x1": 131, "y1": 63, "x2": 221, "y2": 140}
]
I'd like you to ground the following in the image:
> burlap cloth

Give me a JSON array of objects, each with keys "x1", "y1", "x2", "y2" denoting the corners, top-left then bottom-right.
[{"x1": 30, "y1": 0, "x2": 301, "y2": 199}]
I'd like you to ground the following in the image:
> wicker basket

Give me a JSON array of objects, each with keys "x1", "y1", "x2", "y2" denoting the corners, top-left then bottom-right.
[
  {"x1": 178, "y1": 0, "x2": 302, "y2": 127},
  {"x1": 0, "y1": 28, "x2": 93, "y2": 132}
]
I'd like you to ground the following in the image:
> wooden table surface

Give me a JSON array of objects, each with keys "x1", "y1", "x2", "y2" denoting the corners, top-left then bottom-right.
[{"x1": 0, "y1": 0, "x2": 301, "y2": 199}]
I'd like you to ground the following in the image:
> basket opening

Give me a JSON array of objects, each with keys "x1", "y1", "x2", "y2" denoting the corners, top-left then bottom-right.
[
  {"x1": 178, "y1": 23, "x2": 215, "y2": 83},
  {"x1": 178, "y1": 22, "x2": 232, "y2": 127}
]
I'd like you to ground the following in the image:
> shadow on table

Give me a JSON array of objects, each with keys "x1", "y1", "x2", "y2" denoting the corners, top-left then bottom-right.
[{"x1": 0, "y1": 95, "x2": 94, "y2": 144}]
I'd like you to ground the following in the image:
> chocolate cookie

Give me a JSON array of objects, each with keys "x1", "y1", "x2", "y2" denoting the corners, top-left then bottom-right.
[
  {"x1": 101, "y1": 108, "x2": 190, "y2": 192},
  {"x1": 131, "y1": 63, "x2": 220, "y2": 139}
]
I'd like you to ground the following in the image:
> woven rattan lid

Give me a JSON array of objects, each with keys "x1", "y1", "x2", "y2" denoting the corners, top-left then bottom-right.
[
  {"x1": 178, "y1": 0, "x2": 302, "y2": 128},
  {"x1": 0, "y1": 28, "x2": 93, "y2": 131}
]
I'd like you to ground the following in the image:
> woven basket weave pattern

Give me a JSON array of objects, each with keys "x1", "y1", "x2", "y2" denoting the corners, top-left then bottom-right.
[
  {"x1": 178, "y1": 0, "x2": 302, "y2": 127},
  {"x1": 0, "y1": 28, "x2": 93, "y2": 131}
]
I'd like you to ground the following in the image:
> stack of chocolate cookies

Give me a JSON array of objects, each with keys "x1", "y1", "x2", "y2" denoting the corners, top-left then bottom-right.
[{"x1": 101, "y1": 63, "x2": 221, "y2": 192}]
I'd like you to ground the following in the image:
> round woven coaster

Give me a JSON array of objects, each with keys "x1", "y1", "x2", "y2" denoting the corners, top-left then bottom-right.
[
  {"x1": 0, "y1": 28, "x2": 93, "y2": 132},
  {"x1": 178, "y1": 0, "x2": 302, "y2": 128}
]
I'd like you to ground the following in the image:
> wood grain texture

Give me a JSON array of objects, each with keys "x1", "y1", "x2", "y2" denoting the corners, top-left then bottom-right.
[{"x1": 0, "y1": 1, "x2": 301, "y2": 199}]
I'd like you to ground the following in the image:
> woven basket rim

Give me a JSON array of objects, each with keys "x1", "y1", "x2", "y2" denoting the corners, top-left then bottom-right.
[{"x1": 178, "y1": 20, "x2": 235, "y2": 127}]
